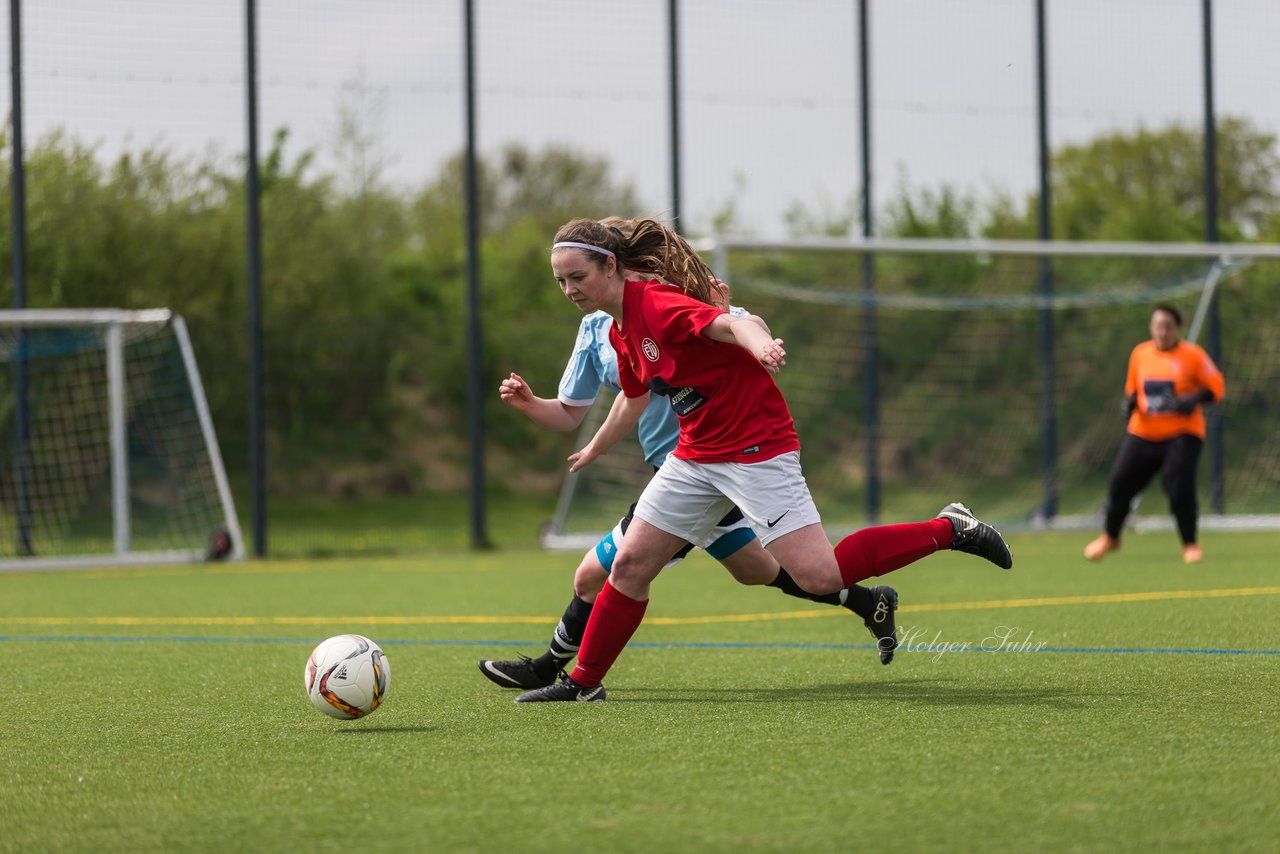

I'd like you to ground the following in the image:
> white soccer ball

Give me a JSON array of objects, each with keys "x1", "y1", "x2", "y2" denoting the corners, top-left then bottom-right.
[{"x1": 304, "y1": 634, "x2": 391, "y2": 719}]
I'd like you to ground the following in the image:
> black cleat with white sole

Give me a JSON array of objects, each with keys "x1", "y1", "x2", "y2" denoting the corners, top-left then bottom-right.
[
  {"x1": 514, "y1": 675, "x2": 606, "y2": 703},
  {"x1": 937, "y1": 502, "x2": 1013, "y2": 569},
  {"x1": 477, "y1": 655, "x2": 557, "y2": 690},
  {"x1": 862, "y1": 585, "x2": 899, "y2": 665}
]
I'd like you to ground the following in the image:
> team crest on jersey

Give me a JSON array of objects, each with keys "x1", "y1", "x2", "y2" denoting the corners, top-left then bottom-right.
[{"x1": 641, "y1": 338, "x2": 660, "y2": 362}]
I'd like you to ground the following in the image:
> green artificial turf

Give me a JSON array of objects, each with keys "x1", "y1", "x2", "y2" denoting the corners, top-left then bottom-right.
[{"x1": 2, "y1": 530, "x2": 1278, "y2": 852}]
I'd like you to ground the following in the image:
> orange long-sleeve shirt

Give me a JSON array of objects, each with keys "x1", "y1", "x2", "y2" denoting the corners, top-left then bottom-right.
[{"x1": 1124, "y1": 340, "x2": 1225, "y2": 441}]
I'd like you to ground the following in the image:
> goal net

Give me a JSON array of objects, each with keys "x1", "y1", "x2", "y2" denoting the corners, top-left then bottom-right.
[
  {"x1": 542, "y1": 239, "x2": 1280, "y2": 549},
  {"x1": 0, "y1": 309, "x2": 243, "y2": 570}
]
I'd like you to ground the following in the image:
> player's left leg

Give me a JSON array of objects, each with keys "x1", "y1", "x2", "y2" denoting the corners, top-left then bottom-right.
[
  {"x1": 1162, "y1": 434, "x2": 1204, "y2": 563},
  {"x1": 750, "y1": 522, "x2": 898, "y2": 664},
  {"x1": 703, "y1": 507, "x2": 901, "y2": 657},
  {"x1": 708, "y1": 454, "x2": 1011, "y2": 664},
  {"x1": 708, "y1": 453, "x2": 1004, "y2": 594},
  {"x1": 704, "y1": 506, "x2": 840, "y2": 599}
]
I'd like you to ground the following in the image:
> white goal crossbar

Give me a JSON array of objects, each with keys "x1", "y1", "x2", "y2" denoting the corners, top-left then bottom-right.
[{"x1": 699, "y1": 236, "x2": 1280, "y2": 262}]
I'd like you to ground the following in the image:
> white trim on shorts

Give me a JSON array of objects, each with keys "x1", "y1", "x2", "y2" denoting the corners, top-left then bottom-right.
[{"x1": 633, "y1": 451, "x2": 820, "y2": 548}]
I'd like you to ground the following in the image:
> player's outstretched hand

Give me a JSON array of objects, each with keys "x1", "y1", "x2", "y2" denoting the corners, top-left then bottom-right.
[
  {"x1": 758, "y1": 338, "x2": 786, "y2": 374},
  {"x1": 498, "y1": 372, "x2": 535, "y2": 410},
  {"x1": 568, "y1": 444, "x2": 603, "y2": 473}
]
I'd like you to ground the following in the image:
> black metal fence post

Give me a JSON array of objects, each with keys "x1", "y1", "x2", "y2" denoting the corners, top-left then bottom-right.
[
  {"x1": 244, "y1": 0, "x2": 267, "y2": 557},
  {"x1": 858, "y1": 0, "x2": 879, "y2": 524},
  {"x1": 463, "y1": 0, "x2": 491, "y2": 550},
  {"x1": 1036, "y1": 0, "x2": 1058, "y2": 521},
  {"x1": 668, "y1": 0, "x2": 682, "y2": 232},
  {"x1": 1202, "y1": 0, "x2": 1225, "y2": 514},
  {"x1": 9, "y1": 0, "x2": 33, "y2": 556}
]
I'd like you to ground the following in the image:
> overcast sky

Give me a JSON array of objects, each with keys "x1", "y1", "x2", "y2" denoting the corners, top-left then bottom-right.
[{"x1": 5, "y1": 0, "x2": 1278, "y2": 237}]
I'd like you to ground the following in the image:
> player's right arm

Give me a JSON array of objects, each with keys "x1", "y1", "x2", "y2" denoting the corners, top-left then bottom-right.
[
  {"x1": 498, "y1": 372, "x2": 591, "y2": 432},
  {"x1": 499, "y1": 315, "x2": 608, "y2": 432},
  {"x1": 1123, "y1": 345, "x2": 1141, "y2": 416},
  {"x1": 704, "y1": 312, "x2": 787, "y2": 374},
  {"x1": 568, "y1": 389, "x2": 648, "y2": 473}
]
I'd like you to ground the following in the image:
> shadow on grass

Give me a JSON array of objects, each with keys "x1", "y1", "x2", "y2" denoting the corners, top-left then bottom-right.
[
  {"x1": 334, "y1": 726, "x2": 438, "y2": 734},
  {"x1": 613, "y1": 677, "x2": 1103, "y2": 708}
]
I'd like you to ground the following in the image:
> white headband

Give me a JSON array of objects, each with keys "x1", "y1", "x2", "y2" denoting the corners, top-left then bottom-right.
[{"x1": 552, "y1": 241, "x2": 616, "y2": 259}]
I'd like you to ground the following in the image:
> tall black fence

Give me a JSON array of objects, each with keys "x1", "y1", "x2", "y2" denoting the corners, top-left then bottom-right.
[{"x1": 4, "y1": 1, "x2": 1275, "y2": 555}]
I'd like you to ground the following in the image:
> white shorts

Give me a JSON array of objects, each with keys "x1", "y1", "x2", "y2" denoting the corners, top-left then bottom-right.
[{"x1": 633, "y1": 451, "x2": 821, "y2": 548}]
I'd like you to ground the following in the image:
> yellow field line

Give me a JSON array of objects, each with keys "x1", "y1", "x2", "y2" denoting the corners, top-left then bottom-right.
[
  {"x1": 4, "y1": 585, "x2": 1279, "y2": 628},
  {"x1": 898, "y1": 585, "x2": 1280, "y2": 614},
  {"x1": 2, "y1": 615, "x2": 558, "y2": 627}
]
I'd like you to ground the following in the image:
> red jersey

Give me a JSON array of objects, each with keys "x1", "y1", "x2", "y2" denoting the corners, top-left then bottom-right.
[{"x1": 608, "y1": 279, "x2": 800, "y2": 464}]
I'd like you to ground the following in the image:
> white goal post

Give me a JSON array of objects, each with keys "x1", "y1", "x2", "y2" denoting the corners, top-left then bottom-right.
[
  {"x1": 0, "y1": 309, "x2": 243, "y2": 570},
  {"x1": 542, "y1": 237, "x2": 1280, "y2": 549}
]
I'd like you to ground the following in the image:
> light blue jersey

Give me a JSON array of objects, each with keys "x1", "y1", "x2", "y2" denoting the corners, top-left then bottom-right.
[
  {"x1": 557, "y1": 306, "x2": 751, "y2": 468},
  {"x1": 557, "y1": 311, "x2": 676, "y2": 468}
]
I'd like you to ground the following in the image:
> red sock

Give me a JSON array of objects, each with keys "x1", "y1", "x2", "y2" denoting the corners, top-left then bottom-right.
[
  {"x1": 834, "y1": 519, "x2": 954, "y2": 586},
  {"x1": 569, "y1": 580, "x2": 649, "y2": 687}
]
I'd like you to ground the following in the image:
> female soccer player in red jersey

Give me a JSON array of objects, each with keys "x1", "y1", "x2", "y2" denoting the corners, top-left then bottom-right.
[
  {"x1": 516, "y1": 218, "x2": 1013, "y2": 702},
  {"x1": 479, "y1": 228, "x2": 889, "y2": 692}
]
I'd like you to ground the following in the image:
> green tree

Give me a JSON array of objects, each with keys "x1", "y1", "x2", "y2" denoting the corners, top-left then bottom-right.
[
  {"x1": 0, "y1": 127, "x2": 643, "y2": 495},
  {"x1": 989, "y1": 117, "x2": 1280, "y2": 243},
  {"x1": 399, "y1": 144, "x2": 642, "y2": 480}
]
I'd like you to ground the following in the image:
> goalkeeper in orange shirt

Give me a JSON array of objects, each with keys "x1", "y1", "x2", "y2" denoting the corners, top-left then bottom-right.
[{"x1": 1085, "y1": 304, "x2": 1225, "y2": 564}]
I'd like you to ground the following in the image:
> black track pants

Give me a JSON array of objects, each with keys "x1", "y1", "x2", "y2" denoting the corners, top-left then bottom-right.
[{"x1": 1103, "y1": 433, "x2": 1203, "y2": 545}]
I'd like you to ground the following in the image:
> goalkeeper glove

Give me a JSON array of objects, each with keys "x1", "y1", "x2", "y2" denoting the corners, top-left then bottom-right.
[
  {"x1": 1172, "y1": 389, "x2": 1215, "y2": 415},
  {"x1": 1121, "y1": 394, "x2": 1138, "y2": 417}
]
